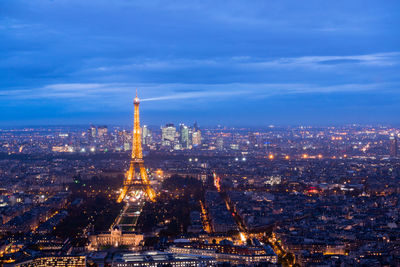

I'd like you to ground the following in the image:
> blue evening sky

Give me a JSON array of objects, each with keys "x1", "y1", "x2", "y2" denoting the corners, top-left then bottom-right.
[{"x1": 0, "y1": 0, "x2": 399, "y2": 126}]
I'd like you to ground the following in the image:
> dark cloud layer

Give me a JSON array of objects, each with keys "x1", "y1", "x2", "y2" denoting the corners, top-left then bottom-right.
[{"x1": 0, "y1": 0, "x2": 399, "y2": 126}]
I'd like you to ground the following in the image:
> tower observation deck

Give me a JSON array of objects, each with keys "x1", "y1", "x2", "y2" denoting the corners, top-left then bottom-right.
[{"x1": 117, "y1": 91, "x2": 156, "y2": 203}]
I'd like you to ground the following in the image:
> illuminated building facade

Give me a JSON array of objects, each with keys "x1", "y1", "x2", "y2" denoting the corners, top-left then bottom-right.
[
  {"x1": 97, "y1": 126, "x2": 108, "y2": 140},
  {"x1": 51, "y1": 146, "x2": 74, "y2": 153},
  {"x1": 169, "y1": 243, "x2": 277, "y2": 265},
  {"x1": 88, "y1": 226, "x2": 143, "y2": 250},
  {"x1": 12, "y1": 256, "x2": 86, "y2": 267},
  {"x1": 90, "y1": 125, "x2": 97, "y2": 138},
  {"x1": 179, "y1": 124, "x2": 190, "y2": 148},
  {"x1": 111, "y1": 251, "x2": 216, "y2": 267},
  {"x1": 192, "y1": 131, "x2": 201, "y2": 146},
  {"x1": 142, "y1": 125, "x2": 151, "y2": 145},
  {"x1": 161, "y1": 123, "x2": 176, "y2": 147}
]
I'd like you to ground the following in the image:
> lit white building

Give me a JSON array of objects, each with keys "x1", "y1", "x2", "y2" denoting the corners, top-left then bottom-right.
[{"x1": 88, "y1": 227, "x2": 143, "y2": 250}]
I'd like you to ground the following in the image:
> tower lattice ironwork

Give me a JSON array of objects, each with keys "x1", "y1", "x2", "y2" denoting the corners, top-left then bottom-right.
[{"x1": 117, "y1": 91, "x2": 156, "y2": 203}]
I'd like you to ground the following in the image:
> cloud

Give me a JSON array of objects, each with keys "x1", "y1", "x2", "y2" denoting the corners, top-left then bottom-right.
[
  {"x1": 43, "y1": 83, "x2": 105, "y2": 91},
  {"x1": 78, "y1": 52, "x2": 400, "y2": 80},
  {"x1": 2, "y1": 81, "x2": 387, "y2": 104},
  {"x1": 1, "y1": 83, "x2": 131, "y2": 100},
  {"x1": 239, "y1": 52, "x2": 400, "y2": 69},
  {"x1": 1, "y1": 0, "x2": 399, "y2": 124}
]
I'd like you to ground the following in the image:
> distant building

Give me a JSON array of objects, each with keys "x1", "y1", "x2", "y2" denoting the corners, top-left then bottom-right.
[
  {"x1": 52, "y1": 145, "x2": 74, "y2": 153},
  {"x1": 169, "y1": 242, "x2": 277, "y2": 265},
  {"x1": 10, "y1": 256, "x2": 86, "y2": 267},
  {"x1": 142, "y1": 125, "x2": 152, "y2": 145},
  {"x1": 216, "y1": 136, "x2": 224, "y2": 150},
  {"x1": 88, "y1": 227, "x2": 143, "y2": 250},
  {"x1": 123, "y1": 142, "x2": 130, "y2": 151},
  {"x1": 264, "y1": 175, "x2": 282, "y2": 186},
  {"x1": 191, "y1": 122, "x2": 202, "y2": 147},
  {"x1": 161, "y1": 124, "x2": 176, "y2": 147},
  {"x1": 90, "y1": 125, "x2": 97, "y2": 138},
  {"x1": 123, "y1": 130, "x2": 131, "y2": 151},
  {"x1": 1, "y1": 206, "x2": 54, "y2": 233},
  {"x1": 179, "y1": 124, "x2": 190, "y2": 148},
  {"x1": 390, "y1": 134, "x2": 398, "y2": 157},
  {"x1": 230, "y1": 144, "x2": 239, "y2": 150},
  {"x1": 111, "y1": 251, "x2": 216, "y2": 267},
  {"x1": 97, "y1": 126, "x2": 108, "y2": 140},
  {"x1": 192, "y1": 131, "x2": 201, "y2": 147}
]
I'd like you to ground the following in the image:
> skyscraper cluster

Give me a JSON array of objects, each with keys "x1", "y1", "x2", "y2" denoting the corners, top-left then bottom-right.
[
  {"x1": 88, "y1": 125, "x2": 108, "y2": 142},
  {"x1": 160, "y1": 122, "x2": 201, "y2": 150}
]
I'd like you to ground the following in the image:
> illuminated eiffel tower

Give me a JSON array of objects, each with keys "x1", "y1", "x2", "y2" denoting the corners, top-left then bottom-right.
[{"x1": 117, "y1": 91, "x2": 156, "y2": 203}]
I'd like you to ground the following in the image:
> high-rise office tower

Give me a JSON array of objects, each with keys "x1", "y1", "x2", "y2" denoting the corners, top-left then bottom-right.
[
  {"x1": 142, "y1": 125, "x2": 152, "y2": 146},
  {"x1": 142, "y1": 125, "x2": 148, "y2": 145},
  {"x1": 192, "y1": 130, "x2": 201, "y2": 147},
  {"x1": 192, "y1": 121, "x2": 201, "y2": 147},
  {"x1": 390, "y1": 134, "x2": 398, "y2": 157},
  {"x1": 188, "y1": 128, "x2": 193, "y2": 147},
  {"x1": 90, "y1": 125, "x2": 97, "y2": 138},
  {"x1": 179, "y1": 124, "x2": 190, "y2": 148},
  {"x1": 216, "y1": 136, "x2": 224, "y2": 150},
  {"x1": 161, "y1": 124, "x2": 176, "y2": 147}
]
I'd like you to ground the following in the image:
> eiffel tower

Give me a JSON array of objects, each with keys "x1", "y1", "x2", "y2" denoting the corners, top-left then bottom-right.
[{"x1": 117, "y1": 91, "x2": 156, "y2": 203}]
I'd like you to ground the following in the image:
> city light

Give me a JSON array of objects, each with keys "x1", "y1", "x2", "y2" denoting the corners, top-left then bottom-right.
[
  {"x1": 239, "y1": 232, "x2": 247, "y2": 243},
  {"x1": 0, "y1": 1, "x2": 397, "y2": 264}
]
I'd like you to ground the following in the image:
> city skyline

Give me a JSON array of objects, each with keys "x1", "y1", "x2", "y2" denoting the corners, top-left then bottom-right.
[
  {"x1": 1, "y1": 0, "x2": 400, "y2": 126},
  {"x1": 2, "y1": 2, "x2": 400, "y2": 266}
]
